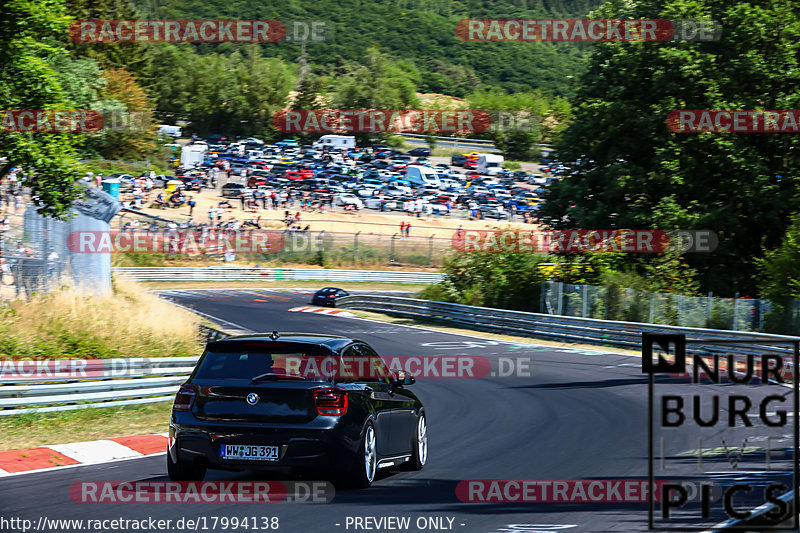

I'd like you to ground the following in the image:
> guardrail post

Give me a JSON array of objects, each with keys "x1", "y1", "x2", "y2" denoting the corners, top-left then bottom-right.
[
  {"x1": 556, "y1": 282, "x2": 563, "y2": 315},
  {"x1": 540, "y1": 282, "x2": 546, "y2": 313},
  {"x1": 581, "y1": 285, "x2": 588, "y2": 317}
]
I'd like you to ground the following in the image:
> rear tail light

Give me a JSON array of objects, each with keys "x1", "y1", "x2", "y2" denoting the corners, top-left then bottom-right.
[
  {"x1": 173, "y1": 384, "x2": 197, "y2": 411},
  {"x1": 314, "y1": 387, "x2": 348, "y2": 416}
]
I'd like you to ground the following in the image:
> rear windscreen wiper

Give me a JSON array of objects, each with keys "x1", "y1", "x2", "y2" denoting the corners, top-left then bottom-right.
[{"x1": 251, "y1": 372, "x2": 305, "y2": 383}]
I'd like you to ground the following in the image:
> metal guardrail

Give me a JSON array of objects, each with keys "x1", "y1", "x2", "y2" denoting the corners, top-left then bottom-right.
[
  {"x1": 113, "y1": 267, "x2": 443, "y2": 284},
  {"x1": 5, "y1": 296, "x2": 797, "y2": 416},
  {"x1": 335, "y1": 295, "x2": 800, "y2": 359},
  {"x1": 0, "y1": 327, "x2": 229, "y2": 415},
  {"x1": 402, "y1": 133, "x2": 552, "y2": 150}
]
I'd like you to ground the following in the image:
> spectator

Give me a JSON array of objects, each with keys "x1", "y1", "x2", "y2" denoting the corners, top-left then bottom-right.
[
  {"x1": 405, "y1": 221, "x2": 411, "y2": 237},
  {"x1": 188, "y1": 196, "x2": 196, "y2": 216},
  {"x1": 400, "y1": 221, "x2": 406, "y2": 235},
  {"x1": 0, "y1": 257, "x2": 11, "y2": 285},
  {"x1": 47, "y1": 249, "x2": 59, "y2": 277}
]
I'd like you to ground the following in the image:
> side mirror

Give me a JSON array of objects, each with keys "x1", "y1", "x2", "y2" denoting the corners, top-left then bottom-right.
[{"x1": 390, "y1": 371, "x2": 415, "y2": 387}]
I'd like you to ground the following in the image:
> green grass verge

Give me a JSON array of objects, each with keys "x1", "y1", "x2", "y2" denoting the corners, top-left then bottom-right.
[{"x1": 0, "y1": 401, "x2": 172, "y2": 450}]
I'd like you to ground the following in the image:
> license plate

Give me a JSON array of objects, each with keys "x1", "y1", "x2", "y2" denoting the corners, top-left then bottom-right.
[{"x1": 220, "y1": 445, "x2": 279, "y2": 461}]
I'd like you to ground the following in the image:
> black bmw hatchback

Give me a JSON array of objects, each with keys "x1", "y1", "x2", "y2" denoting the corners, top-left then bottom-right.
[{"x1": 168, "y1": 333, "x2": 427, "y2": 488}]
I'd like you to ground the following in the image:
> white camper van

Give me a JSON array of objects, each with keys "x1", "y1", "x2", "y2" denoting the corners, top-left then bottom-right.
[
  {"x1": 405, "y1": 165, "x2": 441, "y2": 188},
  {"x1": 477, "y1": 154, "x2": 505, "y2": 176},
  {"x1": 158, "y1": 124, "x2": 182, "y2": 138},
  {"x1": 312, "y1": 135, "x2": 357, "y2": 150},
  {"x1": 180, "y1": 144, "x2": 207, "y2": 168}
]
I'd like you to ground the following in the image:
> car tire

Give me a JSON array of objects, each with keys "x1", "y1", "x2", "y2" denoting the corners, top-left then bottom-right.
[
  {"x1": 167, "y1": 451, "x2": 206, "y2": 481},
  {"x1": 401, "y1": 413, "x2": 427, "y2": 471},
  {"x1": 347, "y1": 422, "x2": 377, "y2": 489}
]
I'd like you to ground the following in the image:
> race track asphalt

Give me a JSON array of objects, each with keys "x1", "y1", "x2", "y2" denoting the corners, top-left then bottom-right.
[{"x1": 0, "y1": 289, "x2": 794, "y2": 533}]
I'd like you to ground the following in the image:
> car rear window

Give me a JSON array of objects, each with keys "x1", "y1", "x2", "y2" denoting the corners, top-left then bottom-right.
[{"x1": 195, "y1": 344, "x2": 334, "y2": 381}]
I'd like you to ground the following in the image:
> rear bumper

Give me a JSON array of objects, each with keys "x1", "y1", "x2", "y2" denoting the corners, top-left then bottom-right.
[{"x1": 169, "y1": 419, "x2": 358, "y2": 472}]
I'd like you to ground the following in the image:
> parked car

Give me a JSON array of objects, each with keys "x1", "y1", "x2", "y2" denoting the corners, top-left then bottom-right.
[
  {"x1": 168, "y1": 332, "x2": 427, "y2": 488},
  {"x1": 407, "y1": 147, "x2": 431, "y2": 157},
  {"x1": 480, "y1": 204, "x2": 510, "y2": 219},
  {"x1": 334, "y1": 193, "x2": 364, "y2": 208},
  {"x1": 221, "y1": 182, "x2": 249, "y2": 198},
  {"x1": 450, "y1": 154, "x2": 467, "y2": 166},
  {"x1": 364, "y1": 197, "x2": 401, "y2": 210},
  {"x1": 178, "y1": 176, "x2": 205, "y2": 191}
]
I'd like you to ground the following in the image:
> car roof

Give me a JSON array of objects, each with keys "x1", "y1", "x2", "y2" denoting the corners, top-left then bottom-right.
[{"x1": 208, "y1": 332, "x2": 356, "y2": 351}]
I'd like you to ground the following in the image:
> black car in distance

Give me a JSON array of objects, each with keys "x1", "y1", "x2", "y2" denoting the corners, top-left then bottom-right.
[
  {"x1": 407, "y1": 147, "x2": 432, "y2": 157},
  {"x1": 168, "y1": 333, "x2": 427, "y2": 488},
  {"x1": 312, "y1": 287, "x2": 350, "y2": 306}
]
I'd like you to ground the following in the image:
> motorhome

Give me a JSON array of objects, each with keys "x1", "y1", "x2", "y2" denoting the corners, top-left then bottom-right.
[
  {"x1": 158, "y1": 124, "x2": 182, "y2": 138},
  {"x1": 312, "y1": 135, "x2": 357, "y2": 151},
  {"x1": 180, "y1": 144, "x2": 207, "y2": 168},
  {"x1": 477, "y1": 154, "x2": 505, "y2": 175},
  {"x1": 405, "y1": 165, "x2": 441, "y2": 188}
]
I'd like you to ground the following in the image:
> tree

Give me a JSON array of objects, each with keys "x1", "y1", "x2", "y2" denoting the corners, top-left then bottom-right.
[
  {"x1": 424, "y1": 130, "x2": 438, "y2": 151},
  {"x1": 332, "y1": 46, "x2": 421, "y2": 110},
  {"x1": 466, "y1": 88, "x2": 571, "y2": 159},
  {"x1": 538, "y1": 0, "x2": 800, "y2": 295},
  {"x1": 759, "y1": 213, "x2": 800, "y2": 331},
  {"x1": 0, "y1": 0, "x2": 84, "y2": 217},
  {"x1": 89, "y1": 68, "x2": 157, "y2": 160}
]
